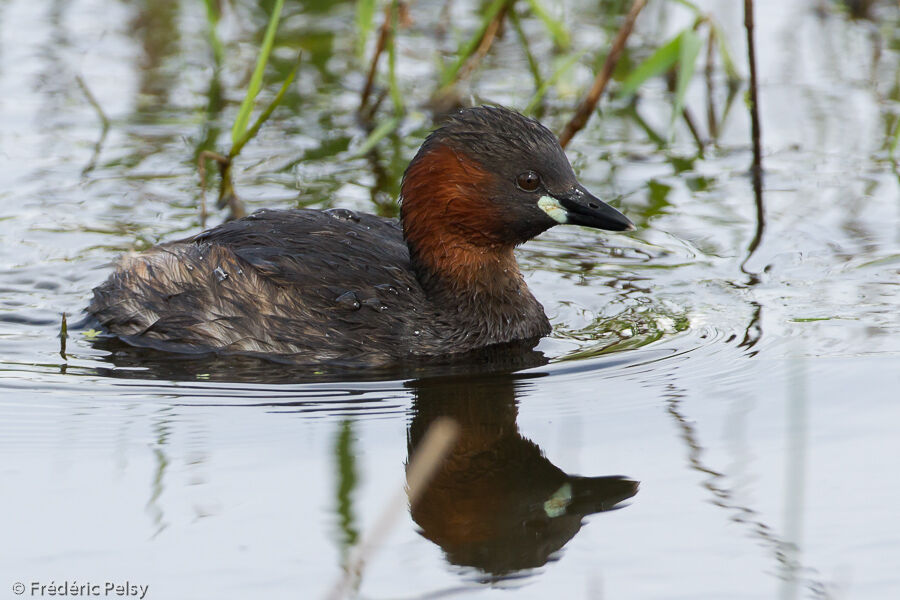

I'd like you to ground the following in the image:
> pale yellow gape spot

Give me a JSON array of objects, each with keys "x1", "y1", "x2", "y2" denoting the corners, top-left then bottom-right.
[{"x1": 538, "y1": 196, "x2": 568, "y2": 224}]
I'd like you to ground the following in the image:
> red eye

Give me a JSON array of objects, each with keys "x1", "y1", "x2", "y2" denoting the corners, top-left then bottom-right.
[{"x1": 516, "y1": 171, "x2": 541, "y2": 192}]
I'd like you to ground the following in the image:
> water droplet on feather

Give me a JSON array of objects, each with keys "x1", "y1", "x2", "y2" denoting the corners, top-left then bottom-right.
[
  {"x1": 375, "y1": 283, "x2": 398, "y2": 295},
  {"x1": 362, "y1": 298, "x2": 388, "y2": 312},
  {"x1": 335, "y1": 291, "x2": 361, "y2": 310},
  {"x1": 324, "y1": 208, "x2": 361, "y2": 222}
]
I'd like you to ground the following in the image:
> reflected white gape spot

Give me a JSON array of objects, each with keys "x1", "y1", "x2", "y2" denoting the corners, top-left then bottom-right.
[
  {"x1": 543, "y1": 482, "x2": 573, "y2": 518},
  {"x1": 538, "y1": 196, "x2": 568, "y2": 224}
]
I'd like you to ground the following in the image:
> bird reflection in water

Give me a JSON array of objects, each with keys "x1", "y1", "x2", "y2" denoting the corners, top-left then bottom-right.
[{"x1": 407, "y1": 375, "x2": 638, "y2": 578}]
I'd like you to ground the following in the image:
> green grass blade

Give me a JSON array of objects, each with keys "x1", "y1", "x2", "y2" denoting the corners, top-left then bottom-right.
[
  {"x1": 387, "y1": 0, "x2": 404, "y2": 115},
  {"x1": 510, "y1": 9, "x2": 543, "y2": 91},
  {"x1": 523, "y1": 50, "x2": 584, "y2": 115},
  {"x1": 525, "y1": 0, "x2": 570, "y2": 49},
  {"x1": 890, "y1": 121, "x2": 900, "y2": 157},
  {"x1": 668, "y1": 0, "x2": 703, "y2": 14},
  {"x1": 203, "y1": 0, "x2": 224, "y2": 65},
  {"x1": 356, "y1": 0, "x2": 377, "y2": 60},
  {"x1": 709, "y1": 21, "x2": 742, "y2": 82},
  {"x1": 617, "y1": 33, "x2": 681, "y2": 99},
  {"x1": 718, "y1": 74, "x2": 742, "y2": 126},
  {"x1": 231, "y1": 0, "x2": 285, "y2": 146},
  {"x1": 351, "y1": 115, "x2": 401, "y2": 158},
  {"x1": 439, "y1": 0, "x2": 509, "y2": 87},
  {"x1": 672, "y1": 29, "x2": 703, "y2": 124},
  {"x1": 230, "y1": 53, "x2": 301, "y2": 160},
  {"x1": 625, "y1": 104, "x2": 666, "y2": 147}
]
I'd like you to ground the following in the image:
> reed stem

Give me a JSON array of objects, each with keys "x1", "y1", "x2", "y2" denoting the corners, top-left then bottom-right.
[
  {"x1": 741, "y1": 0, "x2": 765, "y2": 280},
  {"x1": 744, "y1": 0, "x2": 762, "y2": 176},
  {"x1": 558, "y1": 0, "x2": 646, "y2": 148}
]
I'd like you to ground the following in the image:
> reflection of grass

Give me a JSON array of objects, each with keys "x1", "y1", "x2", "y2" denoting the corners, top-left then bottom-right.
[
  {"x1": 335, "y1": 420, "x2": 360, "y2": 566},
  {"x1": 790, "y1": 316, "x2": 857, "y2": 323}
]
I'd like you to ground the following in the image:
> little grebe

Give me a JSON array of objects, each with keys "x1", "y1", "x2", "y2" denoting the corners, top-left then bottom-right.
[{"x1": 88, "y1": 106, "x2": 633, "y2": 365}]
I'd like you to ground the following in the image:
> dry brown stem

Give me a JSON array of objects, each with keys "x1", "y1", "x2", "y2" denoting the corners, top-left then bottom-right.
[
  {"x1": 558, "y1": 0, "x2": 647, "y2": 148},
  {"x1": 360, "y1": 4, "x2": 394, "y2": 112},
  {"x1": 453, "y1": 0, "x2": 511, "y2": 84}
]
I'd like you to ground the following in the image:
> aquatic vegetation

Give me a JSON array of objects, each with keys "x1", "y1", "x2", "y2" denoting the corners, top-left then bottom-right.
[
  {"x1": 181, "y1": 0, "x2": 753, "y2": 240},
  {"x1": 197, "y1": 0, "x2": 301, "y2": 221},
  {"x1": 556, "y1": 304, "x2": 691, "y2": 360}
]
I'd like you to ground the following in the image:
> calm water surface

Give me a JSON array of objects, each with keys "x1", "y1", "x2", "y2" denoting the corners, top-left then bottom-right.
[{"x1": 1, "y1": 0, "x2": 899, "y2": 598}]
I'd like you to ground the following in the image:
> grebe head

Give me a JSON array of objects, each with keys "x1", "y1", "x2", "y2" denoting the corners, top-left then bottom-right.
[{"x1": 401, "y1": 106, "x2": 633, "y2": 269}]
